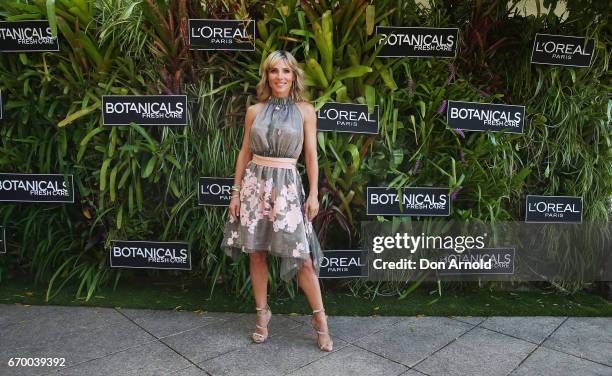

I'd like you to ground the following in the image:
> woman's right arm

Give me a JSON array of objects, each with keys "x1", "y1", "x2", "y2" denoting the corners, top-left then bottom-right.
[{"x1": 229, "y1": 104, "x2": 258, "y2": 219}]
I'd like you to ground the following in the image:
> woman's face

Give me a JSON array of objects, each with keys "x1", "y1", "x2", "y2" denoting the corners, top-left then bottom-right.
[{"x1": 267, "y1": 58, "x2": 293, "y2": 98}]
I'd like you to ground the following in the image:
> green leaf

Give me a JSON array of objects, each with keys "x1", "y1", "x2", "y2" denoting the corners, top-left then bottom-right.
[{"x1": 142, "y1": 156, "x2": 158, "y2": 178}]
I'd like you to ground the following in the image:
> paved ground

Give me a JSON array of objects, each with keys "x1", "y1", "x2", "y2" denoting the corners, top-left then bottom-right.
[{"x1": 0, "y1": 304, "x2": 610, "y2": 376}]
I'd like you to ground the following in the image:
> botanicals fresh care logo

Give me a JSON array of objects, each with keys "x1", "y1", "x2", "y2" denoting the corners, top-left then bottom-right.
[
  {"x1": 0, "y1": 20, "x2": 59, "y2": 52},
  {"x1": 531, "y1": 34, "x2": 594, "y2": 68},
  {"x1": 188, "y1": 19, "x2": 255, "y2": 51},
  {"x1": 437, "y1": 248, "x2": 515, "y2": 276},
  {"x1": 447, "y1": 100, "x2": 525, "y2": 134},
  {"x1": 367, "y1": 187, "x2": 450, "y2": 216},
  {"x1": 198, "y1": 177, "x2": 234, "y2": 206},
  {"x1": 110, "y1": 240, "x2": 191, "y2": 270},
  {"x1": 319, "y1": 250, "x2": 368, "y2": 278},
  {"x1": 102, "y1": 95, "x2": 187, "y2": 126},
  {"x1": 0, "y1": 173, "x2": 74, "y2": 203},
  {"x1": 376, "y1": 26, "x2": 458, "y2": 58},
  {"x1": 525, "y1": 195, "x2": 582, "y2": 223},
  {"x1": 317, "y1": 102, "x2": 379, "y2": 134}
]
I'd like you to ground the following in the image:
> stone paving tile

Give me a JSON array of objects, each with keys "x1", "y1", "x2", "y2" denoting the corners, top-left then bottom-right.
[
  {"x1": 414, "y1": 327, "x2": 536, "y2": 376},
  {"x1": 399, "y1": 370, "x2": 429, "y2": 376},
  {"x1": 0, "y1": 305, "x2": 126, "y2": 349},
  {"x1": 169, "y1": 365, "x2": 211, "y2": 376},
  {"x1": 161, "y1": 313, "x2": 303, "y2": 364},
  {"x1": 511, "y1": 347, "x2": 612, "y2": 376},
  {"x1": 286, "y1": 344, "x2": 407, "y2": 376},
  {"x1": 288, "y1": 315, "x2": 403, "y2": 343},
  {"x1": 448, "y1": 316, "x2": 486, "y2": 326},
  {"x1": 53, "y1": 340, "x2": 192, "y2": 376},
  {"x1": 542, "y1": 317, "x2": 612, "y2": 367},
  {"x1": 353, "y1": 317, "x2": 473, "y2": 367},
  {"x1": 117, "y1": 308, "x2": 236, "y2": 339},
  {"x1": 198, "y1": 324, "x2": 348, "y2": 376},
  {"x1": 480, "y1": 316, "x2": 566, "y2": 344},
  {"x1": 0, "y1": 318, "x2": 158, "y2": 375}
]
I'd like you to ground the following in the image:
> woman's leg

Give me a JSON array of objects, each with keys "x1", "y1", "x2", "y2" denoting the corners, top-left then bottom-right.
[
  {"x1": 249, "y1": 250, "x2": 268, "y2": 308},
  {"x1": 249, "y1": 251, "x2": 270, "y2": 338},
  {"x1": 297, "y1": 258, "x2": 332, "y2": 349}
]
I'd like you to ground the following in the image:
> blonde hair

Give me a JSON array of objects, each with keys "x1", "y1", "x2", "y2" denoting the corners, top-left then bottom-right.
[{"x1": 256, "y1": 50, "x2": 306, "y2": 103}]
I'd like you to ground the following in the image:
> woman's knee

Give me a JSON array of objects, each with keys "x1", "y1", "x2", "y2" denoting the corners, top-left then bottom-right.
[
  {"x1": 249, "y1": 250, "x2": 267, "y2": 264},
  {"x1": 299, "y1": 258, "x2": 315, "y2": 273}
]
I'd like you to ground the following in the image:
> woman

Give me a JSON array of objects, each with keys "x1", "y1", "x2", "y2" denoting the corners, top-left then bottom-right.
[{"x1": 221, "y1": 50, "x2": 333, "y2": 352}]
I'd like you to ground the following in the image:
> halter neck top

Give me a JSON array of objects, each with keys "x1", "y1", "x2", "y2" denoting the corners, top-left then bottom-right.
[{"x1": 249, "y1": 95, "x2": 304, "y2": 159}]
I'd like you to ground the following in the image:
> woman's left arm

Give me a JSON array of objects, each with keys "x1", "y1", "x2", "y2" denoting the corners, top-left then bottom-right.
[{"x1": 301, "y1": 102, "x2": 319, "y2": 222}]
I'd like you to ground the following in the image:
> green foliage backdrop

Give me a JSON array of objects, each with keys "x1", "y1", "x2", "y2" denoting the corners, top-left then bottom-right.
[{"x1": 0, "y1": 0, "x2": 610, "y2": 301}]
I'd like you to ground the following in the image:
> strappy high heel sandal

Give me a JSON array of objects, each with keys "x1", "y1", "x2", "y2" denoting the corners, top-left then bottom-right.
[
  {"x1": 251, "y1": 304, "x2": 271, "y2": 344},
  {"x1": 310, "y1": 307, "x2": 333, "y2": 352}
]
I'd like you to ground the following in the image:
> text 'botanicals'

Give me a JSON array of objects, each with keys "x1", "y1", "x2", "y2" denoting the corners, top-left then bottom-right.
[
  {"x1": 446, "y1": 100, "x2": 525, "y2": 134},
  {"x1": 102, "y1": 95, "x2": 187, "y2": 126},
  {"x1": 0, "y1": 173, "x2": 74, "y2": 203},
  {"x1": 110, "y1": 240, "x2": 191, "y2": 270},
  {"x1": 0, "y1": 20, "x2": 59, "y2": 52},
  {"x1": 367, "y1": 187, "x2": 450, "y2": 216},
  {"x1": 376, "y1": 26, "x2": 458, "y2": 58},
  {"x1": 188, "y1": 19, "x2": 255, "y2": 51}
]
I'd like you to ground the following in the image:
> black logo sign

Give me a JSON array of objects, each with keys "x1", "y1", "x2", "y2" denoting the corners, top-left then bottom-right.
[
  {"x1": 437, "y1": 248, "x2": 515, "y2": 275},
  {"x1": 0, "y1": 20, "x2": 59, "y2": 52},
  {"x1": 531, "y1": 33, "x2": 594, "y2": 68},
  {"x1": 110, "y1": 240, "x2": 191, "y2": 270},
  {"x1": 319, "y1": 250, "x2": 368, "y2": 278},
  {"x1": 0, "y1": 226, "x2": 5, "y2": 254},
  {"x1": 525, "y1": 195, "x2": 582, "y2": 224},
  {"x1": 447, "y1": 100, "x2": 525, "y2": 134},
  {"x1": 367, "y1": 187, "x2": 450, "y2": 216},
  {"x1": 198, "y1": 177, "x2": 233, "y2": 206},
  {"x1": 317, "y1": 102, "x2": 379, "y2": 134},
  {"x1": 376, "y1": 26, "x2": 458, "y2": 58},
  {"x1": 188, "y1": 19, "x2": 255, "y2": 51},
  {"x1": 102, "y1": 95, "x2": 187, "y2": 126},
  {"x1": 0, "y1": 173, "x2": 74, "y2": 203}
]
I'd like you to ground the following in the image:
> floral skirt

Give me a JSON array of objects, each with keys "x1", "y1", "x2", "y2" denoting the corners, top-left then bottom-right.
[{"x1": 221, "y1": 160, "x2": 323, "y2": 281}]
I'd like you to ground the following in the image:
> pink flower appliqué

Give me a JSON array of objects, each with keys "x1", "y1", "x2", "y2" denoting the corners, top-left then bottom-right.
[{"x1": 291, "y1": 242, "x2": 306, "y2": 257}]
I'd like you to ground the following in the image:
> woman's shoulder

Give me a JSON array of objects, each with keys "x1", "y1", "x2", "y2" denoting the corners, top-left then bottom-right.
[
  {"x1": 295, "y1": 101, "x2": 315, "y2": 118},
  {"x1": 245, "y1": 102, "x2": 266, "y2": 121}
]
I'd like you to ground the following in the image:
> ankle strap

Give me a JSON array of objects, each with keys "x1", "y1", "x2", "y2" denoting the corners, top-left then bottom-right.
[
  {"x1": 312, "y1": 307, "x2": 325, "y2": 314},
  {"x1": 256, "y1": 304, "x2": 270, "y2": 312}
]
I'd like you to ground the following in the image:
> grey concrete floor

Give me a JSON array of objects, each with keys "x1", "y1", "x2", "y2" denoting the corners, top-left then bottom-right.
[{"x1": 0, "y1": 304, "x2": 610, "y2": 376}]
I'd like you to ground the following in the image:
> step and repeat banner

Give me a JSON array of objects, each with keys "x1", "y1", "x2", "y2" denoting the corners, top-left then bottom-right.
[{"x1": 0, "y1": 18, "x2": 609, "y2": 282}]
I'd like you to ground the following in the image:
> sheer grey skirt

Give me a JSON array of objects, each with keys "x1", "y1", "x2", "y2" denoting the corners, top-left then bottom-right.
[{"x1": 221, "y1": 160, "x2": 323, "y2": 281}]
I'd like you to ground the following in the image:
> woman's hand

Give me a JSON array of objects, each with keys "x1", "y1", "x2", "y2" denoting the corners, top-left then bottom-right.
[
  {"x1": 229, "y1": 196, "x2": 240, "y2": 221},
  {"x1": 304, "y1": 194, "x2": 319, "y2": 222}
]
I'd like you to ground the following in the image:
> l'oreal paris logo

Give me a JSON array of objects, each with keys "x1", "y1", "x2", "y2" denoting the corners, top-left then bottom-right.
[
  {"x1": 0, "y1": 173, "x2": 74, "y2": 203},
  {"x1": 198, "y1": 177, "x2": 233, "y2": 206},
  {"x1": 317, "y1": 102, "x2": 379, "y2": 134},
  {"x1": 367, "y1": 187, "x2": 450, "y2": 216},
  {"x1": 376, "y1": 26, "x2": 458, "y2": 58},
  {"x1": 0, "y1": 20, "x2": 59, "y2": 52},
  {"x1": 525, "y1": 195, "x2": 582, "y2": 223},
  {"x1": 319, "y1": 250, "x2": 368, "y2": 278},
  {"x1": 110, "y1": 240, "x2": 191, "y2": 270},
  {"x1": 102, "y1": 95, "x2": 187, "y2": 126},
  {"x1": 531, "y1": 34, "x2": 594, "y2": 67},
  {"x1": 446, "y1": 100, "x2": 525, "y2": 134},
  {"x1": 188, "y1": 19, "x2": 255, "y2": 51}
]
